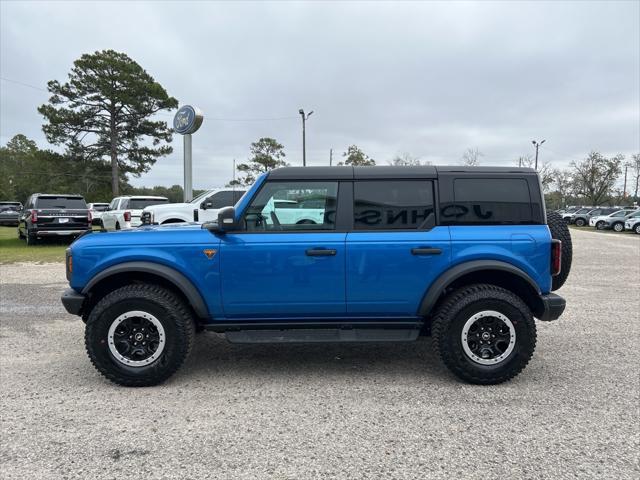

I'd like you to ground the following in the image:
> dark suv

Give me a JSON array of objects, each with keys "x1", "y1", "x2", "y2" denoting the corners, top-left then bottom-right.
[
  {"x1": 19, "y1": 194, "x2": 91, "y2": 245},
  {"x1": 61, "y1": 166, "x2": 571, "y2": 386}
]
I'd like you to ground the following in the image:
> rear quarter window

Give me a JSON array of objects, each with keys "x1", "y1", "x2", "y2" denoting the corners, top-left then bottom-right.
[{"x1": 450, "y1": 178, "x2": 534, "y2": 225}]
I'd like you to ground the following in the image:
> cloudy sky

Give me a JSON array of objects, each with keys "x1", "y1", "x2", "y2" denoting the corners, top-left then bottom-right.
[{"x1": 1, "y1": 0, "x2": 638, "y2": 189}]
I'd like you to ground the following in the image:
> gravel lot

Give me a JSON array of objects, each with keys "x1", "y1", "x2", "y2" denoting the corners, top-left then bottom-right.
[{"x1": 1, "y1": 229, "x2": 638, "y2": 479}]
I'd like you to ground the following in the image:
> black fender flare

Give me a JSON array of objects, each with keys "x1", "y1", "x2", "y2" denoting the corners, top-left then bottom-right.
[
  {"x1": 82, "y1": 261, "x2": 209, "y2": 318},
  {"x1": 418, "y1": 260, "x2": 541, "y2": 316}
]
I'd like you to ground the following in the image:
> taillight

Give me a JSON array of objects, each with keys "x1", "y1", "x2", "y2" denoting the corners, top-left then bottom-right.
[
  {"x1": 30, "y1": 210, "x2": 38, "y2": 222},
  {"x1": 123, "y1": 211, "x2": 131, "y2": 222},
  {"x1": 87, "y1": 211, "x2": 92, "y2": 223},
  {"x1": 551, "y1": 239, "x2": 562, "y2": 276}
]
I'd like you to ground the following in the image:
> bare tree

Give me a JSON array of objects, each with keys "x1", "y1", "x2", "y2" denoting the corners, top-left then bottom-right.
[
  {"x1": 630, "y1": 153, "x2": 640, "y2": 199},
  {"x1": 570, "y1": 151, "x2": 623, "y2": 205},
  {"x1": 461, "y1": 147, "x2": 483, "y2": 166},
  {"x1": 553, "y1": 169, "x2": 573, "y2": 206},
  {"x1": 516, "y1": 155, "x2": 554, "y2": 192},
  {"x1": 389, "y1": 152, "x2": 430, "y2": 166}
]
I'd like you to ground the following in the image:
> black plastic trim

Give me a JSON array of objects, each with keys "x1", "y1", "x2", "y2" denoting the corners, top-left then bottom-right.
[
  {"x1": 81, "y1": 261, "x2": 209, "y2": 318},
  {"x1": 538, "y1": 293, "x2": 566, "y2": 321},
  {"x1": 418, "y1": 260, "x2": 542, "y2": 316},
  {"x1": 61, "y1": 288, "x2": 85, "y2": 316}
]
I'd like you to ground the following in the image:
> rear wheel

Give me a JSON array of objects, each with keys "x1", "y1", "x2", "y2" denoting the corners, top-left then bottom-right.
[
  {"x1": 612, "y1": 222, "x2": 624, "y2": 232},
  {"x1": 85, "y1": 284, "x2": 195, "y2": 387},
  {"x1": 115, "y1": 222, "x2": 121, "y2": 230},
  {"x1": 574, "y1": 218, "x2": 586, "y2": 227},
  {"x1": 546, "y1": 211, "x2": 572, "y2": 290},
  {"x1": 432, "y1": 284, "x2": 536, "y2": 385}
]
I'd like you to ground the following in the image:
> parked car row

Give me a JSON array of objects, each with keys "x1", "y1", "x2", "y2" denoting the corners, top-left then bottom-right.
[
  {"x1": 555, "y1": 206, "x2": 640, "y2": 234},
  {"x1": 5, "y1": 187, "x2": 245, "y2": 246}
]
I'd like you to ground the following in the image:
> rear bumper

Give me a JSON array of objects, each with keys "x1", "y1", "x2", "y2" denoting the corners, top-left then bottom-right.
[
  {"x1": 61, "y1": 288, "x2": 85, "y2": 316},
  {"x1": 32, "y1": 229, "x2": 90, "y2": 236},
  {"x1": 537, "y1": 293, "x2": 566, "y2": 321}
]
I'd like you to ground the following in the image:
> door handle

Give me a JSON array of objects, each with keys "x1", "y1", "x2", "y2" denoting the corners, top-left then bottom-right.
[
  {"x1": 411, "y1": 247, "x2": 442, "y2": 256},
  {"x1": 306, "y1": 248, "x2": 337, "y2": 256}
]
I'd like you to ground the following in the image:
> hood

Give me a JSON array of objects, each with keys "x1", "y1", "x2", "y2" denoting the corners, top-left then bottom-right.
[{"x1": 71, "y1": 222, "x2": 208, "y2": 248}]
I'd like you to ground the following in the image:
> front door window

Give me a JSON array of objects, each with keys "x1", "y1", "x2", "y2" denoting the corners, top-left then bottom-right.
[{"x1": 244, "y1": 181, "x2": 338, "y2": 231}]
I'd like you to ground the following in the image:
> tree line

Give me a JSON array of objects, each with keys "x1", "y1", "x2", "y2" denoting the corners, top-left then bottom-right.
[{"x1": 1, "y1": 49, "x2": 637, "y2": 209}]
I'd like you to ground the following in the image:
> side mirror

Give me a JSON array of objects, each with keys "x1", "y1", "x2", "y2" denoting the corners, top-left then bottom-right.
[{"x1": 205, "y1": 206, "x2": 239, "y2": 233}]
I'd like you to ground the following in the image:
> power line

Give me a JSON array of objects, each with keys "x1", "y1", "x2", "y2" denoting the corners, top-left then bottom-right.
[{"x1": 0, "y1": 77, "x2": 48, "y2": 92}]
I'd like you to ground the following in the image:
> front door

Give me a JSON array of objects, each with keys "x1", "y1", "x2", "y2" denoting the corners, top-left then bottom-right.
[
  {"x1": 219, "y1": 181, "x2": 346, "y2": 319},
  {"x1": 346, "y1": 180, "x2": 451, "y2": 317}
]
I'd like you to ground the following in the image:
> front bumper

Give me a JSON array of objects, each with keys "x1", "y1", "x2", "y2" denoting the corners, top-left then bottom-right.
[
  {"x1": 537, "y1": 293, "x2": 566, "y2": 321},
  {"x1": 61, "y1": 288, "x2": 85, "y2": 316}
]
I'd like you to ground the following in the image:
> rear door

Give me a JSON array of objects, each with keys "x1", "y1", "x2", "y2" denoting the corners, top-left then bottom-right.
[
  {"x1": 345, "y1": 180, "x2": 451, "y2": 317},
  {"x1": 219, "y1": 181, "x2": 346, "y2": 319}
]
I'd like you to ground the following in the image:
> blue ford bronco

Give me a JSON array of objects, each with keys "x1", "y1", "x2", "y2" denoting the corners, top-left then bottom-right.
[{"x1": 61, "y1": 166, "x2": 571, "y2": 386}]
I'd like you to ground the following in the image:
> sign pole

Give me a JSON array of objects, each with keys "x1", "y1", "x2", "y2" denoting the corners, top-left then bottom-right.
[
  {"x1": 173, "y1": 105, "x2": 203, "y2": 203},
  {"x1": 183, "y1": 134, "x2": 193, "y2": 202}
]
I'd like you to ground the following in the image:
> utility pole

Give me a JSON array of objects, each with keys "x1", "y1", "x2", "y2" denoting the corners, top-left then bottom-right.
[
  {"x1": 623, "y1": 163, "x2": 629, "y2": 198},
  {"x1": 232, "y1": 158, "x2": 236, "y2": 191},
  {"x1": 532, "y1": 139, "x2": 546, "y2": 170},
  {"x1": 329, "y1": 149, "x2": 333, "y2": 166},
  {"x1": 299, "y1": 108, "x2": 313, "y2": 166}
]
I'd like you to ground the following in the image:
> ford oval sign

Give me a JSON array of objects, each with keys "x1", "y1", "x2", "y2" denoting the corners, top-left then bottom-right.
[{"x1": 173, "y1": 105, "x2": 203, "y2": 135}]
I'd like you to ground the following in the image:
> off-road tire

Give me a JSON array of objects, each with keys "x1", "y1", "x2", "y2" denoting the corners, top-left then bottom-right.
[
  {"x1": 612, "y1": 222, "x2": 624, "y2": 232},
  {"x1": 85, "y1": 284, "x2": 195, "y2": 387},
  {"x1": 432, "y1": 284, "x2": 536, "y2": 385},
  {"x1": 546, "y1": 211, "x2": 572, "y2": 290}
]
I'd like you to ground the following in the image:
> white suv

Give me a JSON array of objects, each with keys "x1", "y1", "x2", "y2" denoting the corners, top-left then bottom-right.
[
  {"x1": 140, "y1": 188, "x2": 245, "y2": 225},
  {"x1": 101, "y1": 196, "x2": 169, "y2": 230}
]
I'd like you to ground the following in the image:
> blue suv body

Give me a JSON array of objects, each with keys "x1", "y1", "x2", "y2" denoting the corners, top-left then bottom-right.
[{"x1": 62, "y1": 166, "x2": 568, "y2": 386}]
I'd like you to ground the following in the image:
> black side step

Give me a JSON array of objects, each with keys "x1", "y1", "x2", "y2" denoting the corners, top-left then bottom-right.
[{"x1": 225, "y1": 328, "x2": 420, "y2": 344}]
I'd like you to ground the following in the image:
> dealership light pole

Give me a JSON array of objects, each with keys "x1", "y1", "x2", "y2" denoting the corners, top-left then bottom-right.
[
  {"x1": 299, "y1": 108, "x2": 313, "y2": 166},
  {"x1": 532, "y1": 139, "x2": 545, "y2": 170}
]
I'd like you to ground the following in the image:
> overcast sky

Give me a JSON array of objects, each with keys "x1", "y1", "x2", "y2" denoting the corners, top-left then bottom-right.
[{"x1": 1, "y1": 0, "x2": 639, "y2": 189}]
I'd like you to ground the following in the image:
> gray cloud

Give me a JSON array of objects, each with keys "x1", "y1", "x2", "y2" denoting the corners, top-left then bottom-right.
[{"x1": 1, "y1": 0, "x2": 638, "y2": 189}]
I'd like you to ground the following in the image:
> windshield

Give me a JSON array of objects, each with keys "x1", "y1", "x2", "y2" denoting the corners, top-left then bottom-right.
[
  {"x1": 0, "y1": 203, "x2": 21, "y2": 212},
  {"x1": 191, "y1": 190, "x2": 213, "y2": 204},
  {"x1": 36, "y1": 197, "x2": 87, "y2": 209}
]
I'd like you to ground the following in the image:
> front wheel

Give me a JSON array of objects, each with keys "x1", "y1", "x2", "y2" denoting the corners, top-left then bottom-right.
[
  {"x1": 431, "y1": 284, "x2": 536, "y2": 385},
  {"x1": 596, "y1": 221, "x2": 606, "y2": 230},
  {"x1": 85, "y1": 284, "x2": 195, "y2": 387},
  {"x1": 635, "y1": 224, "x2": 640, "y2": 235}
]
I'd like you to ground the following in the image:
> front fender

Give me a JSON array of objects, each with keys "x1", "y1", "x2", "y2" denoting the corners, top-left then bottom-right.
[{"x1": 81, "y1": 261, "x2": 209, "y2": 319}]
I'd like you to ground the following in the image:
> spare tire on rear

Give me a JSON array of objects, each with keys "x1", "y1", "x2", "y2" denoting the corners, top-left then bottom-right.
[{"x1": 547, "y1": 211, "x2": 572, "y2": 290}]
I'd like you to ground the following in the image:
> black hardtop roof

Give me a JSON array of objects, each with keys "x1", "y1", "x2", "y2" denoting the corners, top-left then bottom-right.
[{"x1": 267, "y1": 165, "x2": 536, "y2": 180}]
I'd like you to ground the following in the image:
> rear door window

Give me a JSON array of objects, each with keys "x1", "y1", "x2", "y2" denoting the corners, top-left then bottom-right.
[
  {"x1": 124, "y1": 198, "x2": 169, "y2": 209},
  {"x1": 451, "y1": 178, "x2": 533, "y2": 225},
  {"x1": 353, "y1": 181, "x2": 435, "y2": 230},
  {"x1": 35, "y1": 197, "x2": 87, "y2": 209}
]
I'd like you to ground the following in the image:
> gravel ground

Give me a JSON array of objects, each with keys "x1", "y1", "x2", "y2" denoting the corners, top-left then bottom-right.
[{"x1": 1, "y1": 229, "x2": 638, "y2": 479}]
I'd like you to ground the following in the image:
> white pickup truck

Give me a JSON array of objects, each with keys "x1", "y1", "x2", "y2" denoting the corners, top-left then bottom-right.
[
  {"x1": 101, "y1": 196, "x2": 170, "y2": 230},
  {"x1": 140, "y1": 188, "x2": 246, "y2": 225}
]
